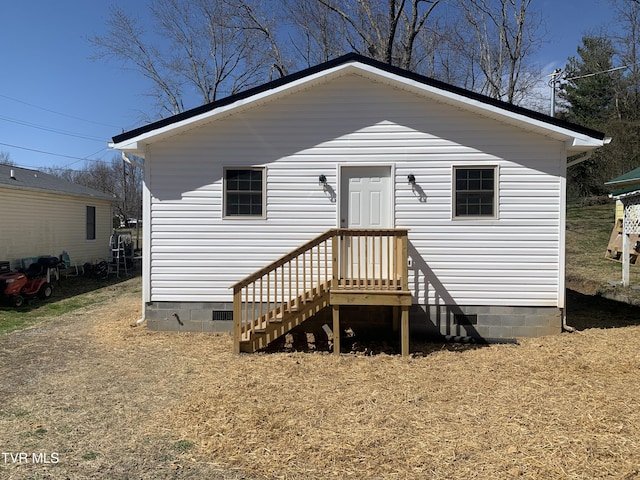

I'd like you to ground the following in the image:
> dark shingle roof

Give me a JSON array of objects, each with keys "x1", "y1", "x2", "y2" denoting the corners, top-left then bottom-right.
[
  {"x1": 112, "y1": 52, "x2": 606, "y2": 145},
  {"x1": 0, "y1": 164, "x2": 116, "y2": 201}
]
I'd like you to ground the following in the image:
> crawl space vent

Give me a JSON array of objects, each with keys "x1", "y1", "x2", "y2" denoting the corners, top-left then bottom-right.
[
  {"x1": 454, "y1": 313, "x2": 478, "y2": 325},
  {"x1": 212, "y1": 310, "x2": 233, "y2": 321}
]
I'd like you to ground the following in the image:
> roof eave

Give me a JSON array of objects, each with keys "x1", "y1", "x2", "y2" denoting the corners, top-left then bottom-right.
[
  {"x1": 0, "y1": 181, "x2": 117, "y2": 202},
  {"x1": 611, "y1": 188, "x2": 640, "y2": 199},
  {"x1": 110, "y1": 54, "x2": 607, "y2": 152},
  {"x1": 111, "y1": 63, "x2": 363, "y2": 150},
  {"x1": 354, "y1": 63, "x2": 607, "y2": 149},
  {"x1": 566, "y1": 136, "x2": 610, "y2": 155},
  {"x1": 108, "y1": 141, "x2": 145, "y2": 157}
]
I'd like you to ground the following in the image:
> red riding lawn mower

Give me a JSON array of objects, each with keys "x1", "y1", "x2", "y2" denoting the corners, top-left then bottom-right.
[{"x1": 0, "y1": 257, "x2": 58, "y2": 307}]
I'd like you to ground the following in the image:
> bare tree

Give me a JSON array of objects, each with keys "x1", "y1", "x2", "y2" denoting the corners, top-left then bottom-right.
[
  {"x1": 45, "y1": 157, "x2": 143, "y2": 226},
  {"x1": 285, "y1": 0, "x2": 346, "y2": 66},
  {"x1": 231, "y1": 0, "x2": 291, "y2": 78},
  {"x1": 91, "y1": 0, "x2": 284, "y2": 117},
  {"x1": 92, "y1": 6, "x2": 184, "y2": 117},
  {"x1": 91, "y1": 0, "x2": 546, "y2": 117},
  {"x1": 0, "y1": 151, "x2": 15, "y2": 166},
  {"x1": 426, "y1": 13, "x2": 485, "y2": 90},
  {"x1": 612, "y1": 0, "x2": 640, "y2": 119},
  {"x1": 455, "y1": 0, "x2": 543, "y2": 104},
  {"x1": 306, "y1": 0, "x2": 441, "y2": 69}
]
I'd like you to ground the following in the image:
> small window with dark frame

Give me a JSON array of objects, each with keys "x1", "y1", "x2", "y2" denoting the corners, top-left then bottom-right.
[
  {"x1": 454, "y1": 167, "x2": 496, "y2": 218},
  {"x1": 86, "y1": 206, "x2": 96, "y2": 240},
  {"x1": 224, "y1": 168, "x2": 264, "y2": 217}
]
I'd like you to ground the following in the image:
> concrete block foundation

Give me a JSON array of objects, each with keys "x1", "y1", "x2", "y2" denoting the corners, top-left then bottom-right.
[
  {"x1": 144, "y1": 301, "x2": 234, "y2": 333},
  {"x1": 409, "y1": 304, "x2": 562, "y2": 339},
  {"x1": 143, "y1": 301, "x2": 562, "y2": 340}
]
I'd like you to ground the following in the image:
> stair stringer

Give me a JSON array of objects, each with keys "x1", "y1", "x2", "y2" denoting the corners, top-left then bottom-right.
[{"x1": 239, "y1": 289, "x2": 331, "y2": 353}]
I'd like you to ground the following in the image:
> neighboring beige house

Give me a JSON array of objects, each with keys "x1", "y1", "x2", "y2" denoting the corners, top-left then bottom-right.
[{"x1": 0, "y1": 164, "x2": 116, "y2": 269}]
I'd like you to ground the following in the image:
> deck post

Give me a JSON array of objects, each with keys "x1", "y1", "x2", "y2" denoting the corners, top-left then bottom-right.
[
  {"x1": 401, "y1": 304, "x2": 409, "y2": 357},
  {"x1": 400, "y1": 232, "x2": 409, "y2": 290},
  {"x1": 623, "y1": 231, "x2": 630, "y2": 287},
  {"x1": 331, "y1": 233, "x2": 339, "y2": 289},
  {"x1": 233, "y1": 288, "x2": 242, "y2": 354},
  {"x1": 332, "y1": 304, "x2": 340, "y2": 356},
  {"x1": 392, "y1": 306, "x2": 399, "y2": 332}
]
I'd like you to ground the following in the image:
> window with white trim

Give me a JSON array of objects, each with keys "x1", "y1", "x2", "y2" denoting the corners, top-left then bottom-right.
[
  {"x1": 224, "y1": 168, "x2": 265, "y2": 217},
  {"x1": 454, "y1": 167, "x2": 496, "y2": 218}
]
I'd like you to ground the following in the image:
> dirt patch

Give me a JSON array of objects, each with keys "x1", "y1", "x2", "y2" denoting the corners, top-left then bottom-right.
[
  {"x1": 0, "y1": 279, "x2": 254, "y2": 479},
  {"x1": 1, "y1": 278, "x2": 640, "y2": 479}
]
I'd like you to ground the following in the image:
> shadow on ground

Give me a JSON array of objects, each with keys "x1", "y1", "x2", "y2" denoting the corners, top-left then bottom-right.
[
  {"x1": 262, "y1": 288, "x2": 640, "y2": 355},
  {"x1": 261, "y1": 325, "x2": 489, "y2": 357},
  {"x1": 566, "y1": 288, "x2": 640, "y2": 330},
  {"x1": 0, "y1": 270, "x2": 141, "y2": 313}
]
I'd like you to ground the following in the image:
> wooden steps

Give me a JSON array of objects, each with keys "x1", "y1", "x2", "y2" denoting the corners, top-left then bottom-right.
[
  {"x1": 239, "y1": 290, "x2": 330, "y2": 353},
  {"x1": 233, "y1": 228, "x2": 410, "y2": 355},
  {"x1": 239, "y1": 287, "x2": 412, "y2": 353}
]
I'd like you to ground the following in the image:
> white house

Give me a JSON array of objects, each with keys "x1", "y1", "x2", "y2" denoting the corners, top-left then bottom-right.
[
  {"x1": 0, "y1": 164, "x2": 116, "y2": 270},
  {"x1": 110, "y1": 54, "x2": 607, "y2": 354}
]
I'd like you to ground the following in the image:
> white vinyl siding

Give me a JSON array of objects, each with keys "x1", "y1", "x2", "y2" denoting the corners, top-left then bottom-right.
[
  {"x1": 0, "y1": 188, "x2": 113, "y2": 269},
  {"x1": 146, "y1": 73, "x2": 565, "y2": 307}
]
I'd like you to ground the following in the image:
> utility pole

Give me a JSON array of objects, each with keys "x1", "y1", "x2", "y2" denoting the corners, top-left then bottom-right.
[
  {"x1": 122, "y1": 155, "x2": 127, "y2": 228},
  {"x1": 548, "y1": 68, "x2": 562, "y2": 117}
]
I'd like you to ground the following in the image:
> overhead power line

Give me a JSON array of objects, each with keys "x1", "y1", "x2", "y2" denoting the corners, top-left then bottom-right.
[
  {"x1": 0, "y1": 141, "x2": 112, "y2": 163},
  {"x1": 0, "y1": 114, "x2": 106, "y2": 142},
  {"x1": 564, "y1": 64, "x2": 632, "y2": 82},
  {"x1": 0, "y1": 93, "x2": 121, "y2": 129}
]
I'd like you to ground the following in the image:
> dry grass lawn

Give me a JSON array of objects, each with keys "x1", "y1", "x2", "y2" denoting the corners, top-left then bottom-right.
[{"x1": 1, "y1": 277, "x2": 639, "y2": 479}]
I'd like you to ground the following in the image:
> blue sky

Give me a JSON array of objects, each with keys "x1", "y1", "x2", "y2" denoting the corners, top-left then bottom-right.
[{"x1": 0, "y1": 0, "x2": 616, "y2": 171}]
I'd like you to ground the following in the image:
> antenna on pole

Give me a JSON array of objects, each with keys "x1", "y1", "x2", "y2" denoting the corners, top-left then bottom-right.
[
  {"x1": 548, "y1": 64, "x2": 632, "y2": 117},
  {"x1": 548, "y1": 68, "x2": 563, "y2": 117}
]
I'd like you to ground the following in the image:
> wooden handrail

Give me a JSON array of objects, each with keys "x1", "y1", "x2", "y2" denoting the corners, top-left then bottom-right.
[
  {"x1": 231, "y1": 229, "x2": 336, "y2": 291},
  {"x1": 231, "y1": 229, "x2": 409, "y2": 291},
  {"x1": 232, "y1": 228, "x2": 409, "y2": 352}
]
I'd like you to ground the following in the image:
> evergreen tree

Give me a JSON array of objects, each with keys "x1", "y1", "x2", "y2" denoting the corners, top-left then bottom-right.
[
  {"x1": 559, "y1": 36, "x2": 620, "y2": 198},
  {"x1": 559, "y1": 36, "x2": 619, "y2": 131}
]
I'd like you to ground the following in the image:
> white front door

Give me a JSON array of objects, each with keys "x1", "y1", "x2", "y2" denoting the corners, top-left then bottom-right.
[
  {"x1": 340, "y1": 166, "x2": 393, "y2": 281},
  {"x1": 340, "y1": 166, "x2": 392, "y2": 229}
]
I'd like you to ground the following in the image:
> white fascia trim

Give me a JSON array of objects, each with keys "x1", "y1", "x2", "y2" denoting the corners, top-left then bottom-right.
[
  {"x1": 612, "y1": 189, "x2": 640, "y2": 201},
  {"x1": 605, "y1": 179, "x2": 639, "y2": 190},
  {"x1": 108, "y1": 141, "x2": 146, "y2": 157},
  {"x1": 110, "y1": 60, "x2": 606, "y2": 151},
  {"x1": 567, "y1": 137, "x2": 607, "y2": 148},
  {"x1": 110, "y1": 64, "x2": 361, "y2": 150},
  {"x1": 354, "y1": 63, "x2": 606, "y2": 146}
]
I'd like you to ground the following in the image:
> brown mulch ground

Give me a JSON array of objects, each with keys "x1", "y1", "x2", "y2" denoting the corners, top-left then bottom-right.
[{"x1": 1, "y1": 277, "x2": 639, "y2": 479}]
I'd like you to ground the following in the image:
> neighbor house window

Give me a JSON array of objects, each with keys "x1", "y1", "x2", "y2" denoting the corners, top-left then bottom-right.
[
  {"x1": 86, "y1": 206, "x2": 96, "y2": 240},
  {"x1": 224, "y1": 168, "x2": 265, "y2": 217},
  {"x1": 454, "y1": 167, "x2": 496, "y2": 218}
]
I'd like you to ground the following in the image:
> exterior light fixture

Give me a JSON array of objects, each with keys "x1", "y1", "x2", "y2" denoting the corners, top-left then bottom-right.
[
  {"x1": 319, "y1": 174, "x2": 327, "y2": 184},
  {"x1": 408, "y1": 174, "x2": 416, "y2": 185}
]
